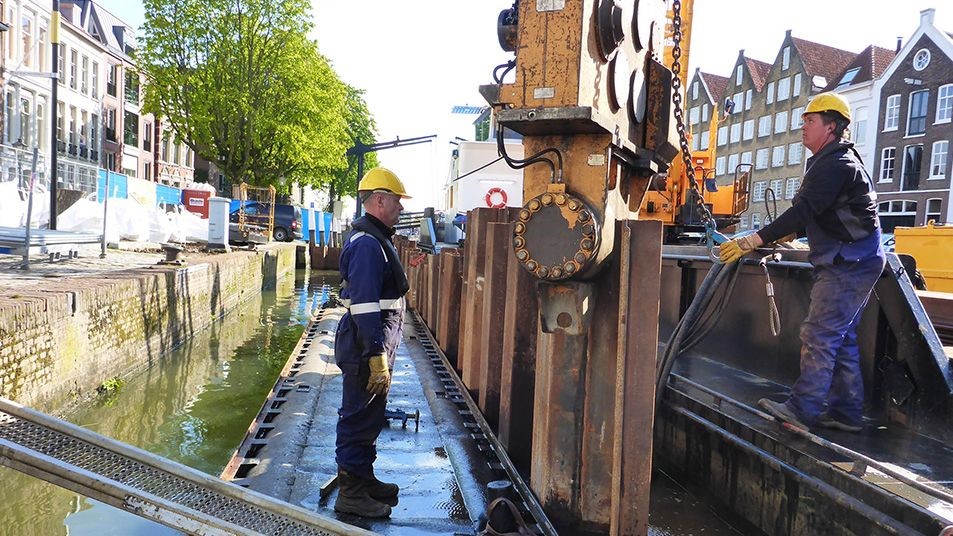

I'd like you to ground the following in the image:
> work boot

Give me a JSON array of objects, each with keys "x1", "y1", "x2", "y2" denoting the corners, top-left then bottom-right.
[
  {"x1": 367, "y1": 473, "x2": 399, "y2": 506},
  {"x1": 334, "y1": 469, "x2": 392, "y2": 518},
  {"x1": 815, "y1": 413, "x2": 863, "y2": 433},
  {"x1": 758, "y1": 398, "x2": 809, "y2": 432}
]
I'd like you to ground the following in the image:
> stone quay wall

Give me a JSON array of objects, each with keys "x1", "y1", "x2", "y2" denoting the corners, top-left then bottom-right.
[{"x1": 0, "y1": 244, "x2": 299, "y2": 412}]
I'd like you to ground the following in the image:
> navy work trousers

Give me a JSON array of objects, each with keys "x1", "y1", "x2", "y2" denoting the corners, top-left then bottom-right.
[
  {"x1": 788, "y1": 254, "x2": 884, "y2": 426},
  {"x1": 335, "y1": 366, "x2": 387, "y2": 479}
]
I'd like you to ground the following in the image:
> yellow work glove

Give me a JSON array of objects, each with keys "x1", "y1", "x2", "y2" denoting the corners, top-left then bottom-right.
[
  {"x1": 719, "y1": 234, "x2": 759, "y2": 264},
  {"x1": 366, "y1": 354, "x2": 391, "y2": 396}
]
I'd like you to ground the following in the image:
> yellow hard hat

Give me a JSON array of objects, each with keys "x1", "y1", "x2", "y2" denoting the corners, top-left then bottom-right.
[
  {"x1": 357, "y1": 167, "x2": 411, "y2": 199},
  {"x1": 804, "y1": 92, "x2": 851, "y2": 123}
]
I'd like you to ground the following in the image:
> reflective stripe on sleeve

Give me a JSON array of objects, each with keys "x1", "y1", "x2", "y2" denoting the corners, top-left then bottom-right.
[
  {"x1": 341, "y1": 297, "x2": 404, "y2": 311},
  {"x1": 350, "y1": 302, "x2": 382, "y2": 315}
]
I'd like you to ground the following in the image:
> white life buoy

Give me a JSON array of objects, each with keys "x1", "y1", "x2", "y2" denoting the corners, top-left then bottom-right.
[{"x1": 485, "y1": 187, "x2": 508, "y2": 208}]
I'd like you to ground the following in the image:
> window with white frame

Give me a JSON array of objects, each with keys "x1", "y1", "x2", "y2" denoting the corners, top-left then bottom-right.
[
  {"x1": 791, "y1": 107, "x2": 804, "y2": 130},
  {"x1": 4, "y1": 92, "x2": 14, "y2": 143},
  {"x1": 766, "y1": 81, "x2": 775, "y2": 104},
  {"x1": 751, "y1": 212, "x2": 762, "y2": 229},
  {"x1": 5, "y1": 7, "x2": 14, "y2": 61},
  {"x1": 70, "y1": 49, "x2": 78, "y2": 90},
  {"x1": 81, "y1": 56, "x2": 89, "y2": 95},
  {"x1": 736, "y1": 65, "x2": 743, "y2": 85},
  {"x1": 753, "y1": 181, "x2": 767, "y2": 202},
  {"x1": 689, "y1": 106, "x2": 699, "y2": 125},
  {"x1": 745, "y1": 89, "x2": 752, "y2": 111},
  {"x1": 901, "y1": 145, "x2": 923, "y2": 190},
  {"x1": 38, "y1": 25, "x2": 48, "y2": 72},
  {"x1": 92, "y1": 62, "x2": 99, "y2": 99},
  {"x1": 782, "y1": 46, "x2": 791, "y2": 71},
  {"x1": 769, "y1": 179, "x2": 784, "y2": 201},
  {"x1": 758, "y1": 115, "x2": 771, "y2": 137},
  {"x1": 702, "y1": 103, "x2": 709, "y2": 122},
  {"x1": 21, "y1": 12, "x2": 34, "y2": 68},
  {"x1": 733, "y1": 92, "x2": 743, "y2": 114},
  {"x1": 777, "y1": 77, "x2": 790, "y2": 101},
  {"x1": 728, "y1": 153, "x2": 739, "y2": 174},
  {"x1": 907, "y1": 90, "x2": 929, "y2": 135},
  {"x1": 740, "y1": 152, "x2": 752, "y2": 166},
  {"x1": 716, "y1": 156, "x2": 726, "y2": 176},
  {"x1": 880, "y1": 147, "x2": 896, "y2": 182},
  {"x1": 884, "y1": 94, "x2": 900, "y2": 131},
  {"x1": 936, "y1": 84, "x2": 953, "y2": 123},
  {"x1": 691, "y1": 133, "x2": 700, "y2": 151},
  {"x1": 793, "y1": 74, "x2": 802, "y2": 97},
  {"x1": 743, "y1": 119, "x2": 754, "y2": 140},
  {"x1": 700, "y1": 131, "x2": 710, "y2": 150},
  {"x1": 785, "y1": 177, "x2": 800, "y2": 199},
  {"x1": 788, "y1": 143, "x2": 802, "y2": 165},
  {"x1": 853, "y1": 107, "x2": 867, "y2": 145},
  {"x1": 930, "y1": 141, "x2": 948, "y2": 179},
  {"x1": 20, "y1": 95, "x2": 32, "y2": 146},
  {"x1": 775, "y1": 111, "x2": 788, "y2": 134},
  {"x1": 772, "y1": 145, "x2": 785, "y2": 167},
  {"x1": 738, "y1": 217, "x2": 749, "y2": 230},
  {"x1": 692, "y1": 81, "x2": 698, "y2": 100},
  {"x1": 37, "y1": 97, "x2": 46, "y2": 151},
  {"x1": 730, "y1": 123, "x2": 741, "y2": 143},
  {"x1": 717, "y1": 126, "x2": 728, "y2": 146},
  {"x1": 756, "y1": 148, "x2": 769, "y2": 170},
  {"x1": 926, "y1": 198, "x2": 943, "y2": 223}
]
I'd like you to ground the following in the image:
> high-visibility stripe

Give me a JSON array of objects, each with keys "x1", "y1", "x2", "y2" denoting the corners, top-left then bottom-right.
[
  {"x1": 349, "y1": 231, "x2": 367, "y2": 242},
  {"x1": 350, "y1": 302, "x2": 382, "y2": 315},
  {"x1": 342, "y1": 297, "x2": 404, "y2": 311},
  {"x1": 348, "y1": 232, "x2": 387, "y2": 259}
]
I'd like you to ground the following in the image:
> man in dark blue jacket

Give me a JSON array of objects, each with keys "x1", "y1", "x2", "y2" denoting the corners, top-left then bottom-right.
[
  {"x1": 334, "y1": 167, "x2": 411, "y2": 518},
  {"x1": 720, "y1": 93, "x2": 884, "y2": 433}
]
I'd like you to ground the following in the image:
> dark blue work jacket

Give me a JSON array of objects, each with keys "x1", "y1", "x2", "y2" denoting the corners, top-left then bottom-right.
[
  {"x1": 336, "y1": 215, "x2": 409, "y2": 374},
  {"x1": 758, "y1": 140, "x2": 883, "y2": 267}
]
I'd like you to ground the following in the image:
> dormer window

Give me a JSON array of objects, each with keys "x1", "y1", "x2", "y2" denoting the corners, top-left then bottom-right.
[{"x1": 913, "y1": 48, "x2": 931, "y2": 71}]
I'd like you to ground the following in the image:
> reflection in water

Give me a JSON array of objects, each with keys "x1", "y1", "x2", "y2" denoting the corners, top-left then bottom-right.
[{"x1": 0, "y1": 271, "x2": 339, "y2": 536}]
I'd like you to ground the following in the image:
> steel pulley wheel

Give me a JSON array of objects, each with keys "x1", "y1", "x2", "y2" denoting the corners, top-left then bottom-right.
[{"x1": 513, "y1": 189, "x2": 601, "y2": 281}]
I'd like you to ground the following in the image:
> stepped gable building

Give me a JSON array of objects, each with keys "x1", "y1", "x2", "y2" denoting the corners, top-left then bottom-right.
[
  {"x1": 685, "y1": 69, "x2": 728, "y2": 154},
  {"x1": 821, "y1": 44, "x2": 897, "y2": 174},
  {"x1": 873, "y1": 8, "x2": 953, "y2": 230},
  {"x1": 715, "y1": 32, "x2": 856, "y2": 230}
]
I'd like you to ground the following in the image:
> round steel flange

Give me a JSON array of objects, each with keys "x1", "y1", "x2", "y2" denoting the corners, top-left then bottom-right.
[
  {"x1": 596, "y1": 0, "x2": 626, "y2": 61},
  {"x1": 512, "y1": 191, "x2": 602, "y2": 281}
]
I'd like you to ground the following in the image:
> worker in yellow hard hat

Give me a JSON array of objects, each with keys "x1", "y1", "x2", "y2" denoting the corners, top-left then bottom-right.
[
  {"x1": 720, "y1": 92, "x2": 884, "y2": 433},
  {"x1": 333, "y1": 167, "x2": 411, "y2": 518}
]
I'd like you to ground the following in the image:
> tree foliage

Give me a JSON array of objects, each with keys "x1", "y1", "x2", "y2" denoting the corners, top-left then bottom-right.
[
  {"x1": 321, "y1": 85, "x2": 379, "y2": 207},
  {"x1": 138, "y1": 0, "x2": 364, "y2": 191}
]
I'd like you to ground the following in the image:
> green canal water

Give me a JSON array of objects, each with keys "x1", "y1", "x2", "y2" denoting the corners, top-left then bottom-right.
[{"x1": 0, "y1": 270, "x2": 339, "y2": 536}]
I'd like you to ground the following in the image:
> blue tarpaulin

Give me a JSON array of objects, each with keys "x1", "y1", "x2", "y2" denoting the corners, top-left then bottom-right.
[
  {"x1": 96, "y1": 170, "x2": 127, "y2": 201},
  {"x1": 300, "y1": 208, "x2": 334, "y2": 245},
  {"x1": 156, "y1": 184, "x2": 183, "y2": 206}
]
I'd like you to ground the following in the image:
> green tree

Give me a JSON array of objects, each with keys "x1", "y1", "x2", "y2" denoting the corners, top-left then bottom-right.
[
  {"x1": 137, "y1": 0, "x2": 353, "y2": 191},
  {"x1": 321, "y1": 85, "x2": 379, "y2": 209}
]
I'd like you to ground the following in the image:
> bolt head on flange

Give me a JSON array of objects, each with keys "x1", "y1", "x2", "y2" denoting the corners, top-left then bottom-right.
[{"x1": 511, "y1": 190, "x2": 601, "y2": 281}]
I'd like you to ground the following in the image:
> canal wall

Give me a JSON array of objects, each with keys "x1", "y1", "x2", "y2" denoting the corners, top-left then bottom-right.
[{"x1": 0, "y1": 244, "x2": 299, "y2": 412}]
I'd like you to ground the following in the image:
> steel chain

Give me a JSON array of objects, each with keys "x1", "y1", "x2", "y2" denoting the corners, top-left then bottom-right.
[{"x1": 670, "y1": 0, "x2": 716, "y2": 229}]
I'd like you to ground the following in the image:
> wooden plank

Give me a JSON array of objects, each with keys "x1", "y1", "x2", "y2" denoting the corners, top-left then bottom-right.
[
  {"x1": 610, "y1": 220, "x2": 662, "y2": 536},
  {"x1": 478, "y1": 223, "x2": 512, "y2": 429}
]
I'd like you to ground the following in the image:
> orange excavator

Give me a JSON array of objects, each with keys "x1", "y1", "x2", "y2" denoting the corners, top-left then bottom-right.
[{"x1": 639, "y1": 0, "x2": 750, "y2": 243}]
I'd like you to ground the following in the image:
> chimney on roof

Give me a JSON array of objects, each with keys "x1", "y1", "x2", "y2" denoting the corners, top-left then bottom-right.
[
  {"x1": 896, "y1": 37, "x2": 902, "y2": 53},
  {"x1": 785, "y1": 29, "x2": 792, "y2": 38},
  {"x1": 920, "y1": 8, "x2": 935, "y2": 26}
]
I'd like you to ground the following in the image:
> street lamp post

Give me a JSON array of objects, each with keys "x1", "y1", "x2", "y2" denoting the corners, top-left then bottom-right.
[{"x1": 50, "y1": 0, "x2": 61, "y2": 229}]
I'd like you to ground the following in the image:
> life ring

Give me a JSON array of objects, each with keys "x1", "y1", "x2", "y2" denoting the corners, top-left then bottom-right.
[{"x1": 485, "y1": 187, "x2": 508, "y2": 208}]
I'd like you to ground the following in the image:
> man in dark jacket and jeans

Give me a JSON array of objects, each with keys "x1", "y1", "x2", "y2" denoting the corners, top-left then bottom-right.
[
  {"x1": 720, "y1": 92, "x2": 884, "y2": 433},
  {"x1": 334, "y1": 167, "x2": 411, "y2": 518}
]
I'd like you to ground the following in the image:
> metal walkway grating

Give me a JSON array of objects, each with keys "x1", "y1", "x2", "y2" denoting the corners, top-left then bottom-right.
[{"x1": 0, "y1": 398, "x2": 373, "y2": 536}]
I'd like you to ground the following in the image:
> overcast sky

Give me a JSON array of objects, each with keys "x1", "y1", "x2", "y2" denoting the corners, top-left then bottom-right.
[{"x1": 99, "y1": 1, "x2": 953, "y2": 210}]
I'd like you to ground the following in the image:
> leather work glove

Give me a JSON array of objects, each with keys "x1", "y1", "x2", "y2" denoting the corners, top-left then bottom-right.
[
  {"x1": 366, "y1": 354, "x2": 391, "y2": 396},
  {"x1": 719, "y1": 234, "x2": 760, "y2": 264}
]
